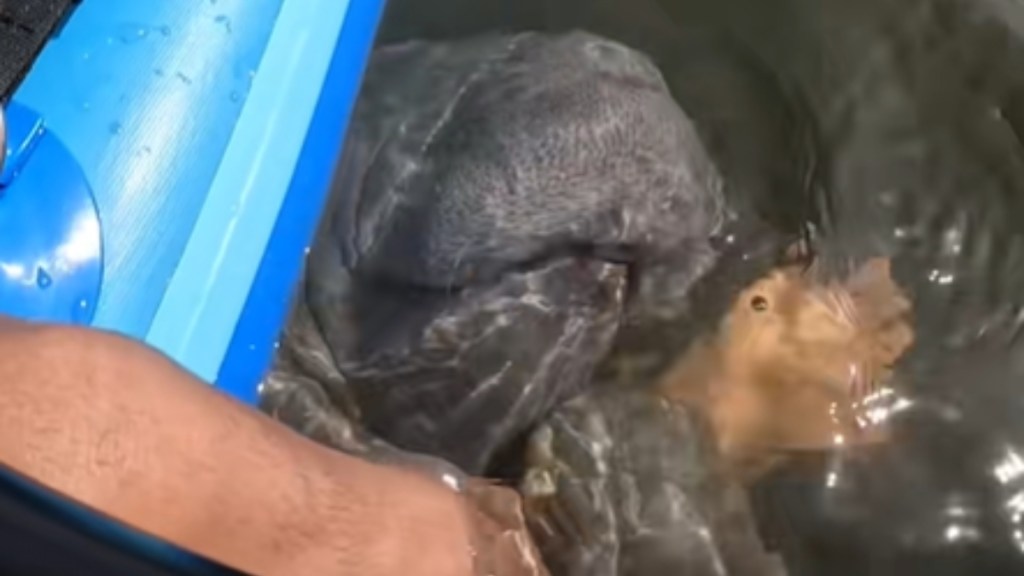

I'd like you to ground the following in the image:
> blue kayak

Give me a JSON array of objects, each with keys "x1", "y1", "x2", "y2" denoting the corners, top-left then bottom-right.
[{"x1": 0, "y1": 0, "x2": 386, "y2": 405}]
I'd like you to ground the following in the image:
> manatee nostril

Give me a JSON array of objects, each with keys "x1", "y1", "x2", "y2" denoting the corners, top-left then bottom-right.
[{"x1": 751, "y1": 295, "x2": 769, "y2": 311}]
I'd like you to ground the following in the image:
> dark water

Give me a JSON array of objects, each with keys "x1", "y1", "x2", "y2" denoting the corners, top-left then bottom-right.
[{"x1": 264, "y1": 0, "x2": 1024, "y2": 574}]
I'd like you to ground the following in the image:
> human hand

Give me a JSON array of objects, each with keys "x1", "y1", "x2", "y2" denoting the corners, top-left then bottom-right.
[
  {"x1": 464, "y1": 478, "x2": 550, "y2": 576},
  {"x1": 0, "y1": 314, "x2": 550, "y2": 576}
]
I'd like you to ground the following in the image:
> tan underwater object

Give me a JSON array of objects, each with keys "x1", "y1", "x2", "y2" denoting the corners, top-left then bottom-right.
[{"x1": 658, "y1": 257, "x2": 914, "y2": 480}]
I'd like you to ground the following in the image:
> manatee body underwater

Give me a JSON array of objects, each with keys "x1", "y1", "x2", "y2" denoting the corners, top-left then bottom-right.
[
  {"x1": 267, "y1": 30, "x2": 727, "y2": 476},
  {"x1": 263, "y1": 0, "x2": 1024, "y2": 573},
  {"x1": 520, "y1": 389, "x2": 789, "y2": 576}
]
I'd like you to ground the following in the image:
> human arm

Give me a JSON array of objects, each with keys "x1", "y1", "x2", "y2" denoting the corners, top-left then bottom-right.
[{"x1": 0, "y1": 317, "x2": 475, "y2": 576}]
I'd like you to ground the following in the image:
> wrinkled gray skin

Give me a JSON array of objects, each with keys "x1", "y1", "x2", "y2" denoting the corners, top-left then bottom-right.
[
  {"x1": 332, "y1": 31, "x2": 724, "y2": 297},
  {"x1": 521, "y1": 390, "x2": 786, "y2": 576},
  {"x1": 507, "y1": 1, "x2": 1024, "y2": 572},
  {"x1": 309, "y1": 258, "x2": 628, "y2": 474},
  {"x1": 264, "y1": 0, "x2": 1024, "y2": 573},
  {"x1": 261, "y1": 292, "x2": 472, "y2": 485},
  {"x1": 266, "y1": 31, "x2": 726, "y2": 475}
]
